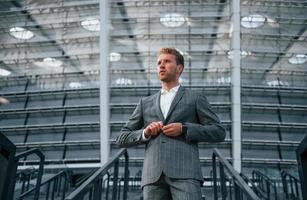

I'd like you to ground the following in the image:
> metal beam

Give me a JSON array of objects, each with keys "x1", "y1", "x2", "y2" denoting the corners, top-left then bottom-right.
[{"x1": 99, "y1": 0, "x2": 110, "y2": 165}]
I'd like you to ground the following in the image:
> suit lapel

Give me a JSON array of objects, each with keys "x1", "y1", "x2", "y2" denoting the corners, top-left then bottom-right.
[
  {"x1": 155, "y1": 91, "x2": 165, "y2": 121},
  {"x1": 164, "y1": 86, "x2": 185, "y2": 123}
]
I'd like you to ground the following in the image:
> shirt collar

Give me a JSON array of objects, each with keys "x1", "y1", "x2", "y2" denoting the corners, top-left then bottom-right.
[{"x1": 161, "y1": 85, "x2": 180, "y2": 94}]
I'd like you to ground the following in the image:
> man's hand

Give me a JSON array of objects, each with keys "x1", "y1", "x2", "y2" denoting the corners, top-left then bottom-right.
[
  {"x1": 162, "y1": 123, "x2": 183, "y2": 137},
  {"x1": 144, "y1": 121, "x2": 163, "y2": 138}
]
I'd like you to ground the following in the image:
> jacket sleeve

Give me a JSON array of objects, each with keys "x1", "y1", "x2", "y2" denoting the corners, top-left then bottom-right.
[
  {"x1": 184, "y1": 94, "x2": 226, "y2": 143},
  {"x1": 116, "y1": 99, "x2": 147, "y2": 148}
]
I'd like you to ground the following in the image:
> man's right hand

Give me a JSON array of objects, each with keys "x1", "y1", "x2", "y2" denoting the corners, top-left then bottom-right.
[{"x1": 144, "y1": 121, "x2": 163, "y2": 138}]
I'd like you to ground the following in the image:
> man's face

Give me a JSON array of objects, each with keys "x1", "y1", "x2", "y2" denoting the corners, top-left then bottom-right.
[{"x1": 157, "y1": 53, "x2": 183, "y2": 83}]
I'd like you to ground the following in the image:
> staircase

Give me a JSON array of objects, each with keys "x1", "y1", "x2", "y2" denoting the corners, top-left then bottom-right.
[{"x1": 2, "y1": 132, "x2": 307, "y2": 200}]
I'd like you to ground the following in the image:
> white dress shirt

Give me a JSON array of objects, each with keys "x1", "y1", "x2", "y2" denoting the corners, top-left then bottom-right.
[
  {"x1": 142, "y1": 85, "x2": 180, "y2": 140},
  {"x1": 160, "y1": 85, "x2": 180, "y2": 119}
]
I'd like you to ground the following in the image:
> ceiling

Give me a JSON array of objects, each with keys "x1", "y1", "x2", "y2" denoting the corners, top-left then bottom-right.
[{"x1": 0, "y1": 0, "x2": 306, "y2": 87}]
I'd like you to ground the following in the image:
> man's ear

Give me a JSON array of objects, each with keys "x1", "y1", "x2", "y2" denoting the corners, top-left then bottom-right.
[{"x1": 178, "y1": 64, "x2": 184, "y2": 75}]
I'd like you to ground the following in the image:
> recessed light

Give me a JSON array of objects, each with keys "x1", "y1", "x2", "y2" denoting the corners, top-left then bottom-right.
[
  {"x1": 266, "y1": 16, "x2": 279, "y2": 28},
  {"x1": 81, "y1": 17, "x2": 100, "y2": 32},
  {"x1": 241, "y1": 14, "x2": 265, "y2": 28},
  {"x1": 288, "y1": 54, "x2": 307, "y2": 64},
  {"x1": 115, "y1": 78, "x2": 132, "y2": 85},
  {"x1": 9, "y1": 27, "x2": 34, "y2": 40},
  {"x1": 0, "y1": 68, "x2": 11, "y2": 76},
  {"x1": 0, "y1": 97, "x2": 10, "y2": 104},
  {"x1": 109, "y1": 52, "x2": 121, "y2": 62},
  {"x1": 160, "y1": 13, "x2": 185, "y2": 27},
  {"x1": 43, "y1": 57, "x2": 63, "y2": 67},
  {"x1": 33, "y1": 57, "x2": 63, "y2": 68},
  {"x1": 267, "y1": 80, "x2": 289, "y2": 87},
  {"x1": 217, "y1": 77, "x2": 231, "y2": 84},
  {"x1": 69, "y1": 82, "x2": 82, "y2": 89},
  {"x1": 227, "y1": 50, "x2": 251, "y2": 59}
]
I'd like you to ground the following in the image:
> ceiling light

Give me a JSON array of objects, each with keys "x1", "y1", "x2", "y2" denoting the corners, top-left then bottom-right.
[
  {"x1": 227, "y1": 50, "x2": 251, "y2": 59},
  {"x1": 33, "y1": 57, "x2": 63, "y2": 68},
  {"x1": 43, "y1": 58, "x2": 63, "y2": 67},
  {"x1": 9, "y1": 27, "x2": 34, "y2": 40},
  {"x1": 160, "y1": 13, "x2": 185, "y2": 27},
  {"x1": 241, "y1": 14, "x2": 265, "y2": 28},
  {"x1": 267, "y1": 80, "x2": 289, "y2": 87},
  {"x1": 288, "y1": 54, "x2": 307, "y2": 64},
  {"x1": 0, "y1": 68, "x2": 11, "y2": 76},
  {"x1": 109, "y1": 52, "x2": 121, "y2": 62},
  {"x1": 69, "y1": 82, "x2": 82, "y2": 89},
  {"x1": 115, "y1": 78, "x2": 132, "y2": 85},
  {"x1": 217, "y1": 77, "x2": 231, "y2": 84},
  {"x1": 266, "y1": 16, "x2": 279, "y2": 28},
  {"x1": 0, "y1": 97, "x2": 10, "y2": 104},
  {"x1": 81, "y1": 17, "x2": 100, "y2": 32}
]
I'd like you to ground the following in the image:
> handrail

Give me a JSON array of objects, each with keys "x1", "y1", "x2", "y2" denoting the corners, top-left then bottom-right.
[
  {"x1": 65, "y1": 148, "x2": 129, "y2": 200},
  {"x1": 16, "y1": 167, "x2": 37, "y2": 196},
  {"x1": 252, "y1": 170, "x2": 278, "y2": 200},
  {"x1": 212, "y1": 148, "x2": 260, "y2": 200},
  {"x1": 281, "y1": 171, "x2": 301, "y2": 200},
  {"x1": 14, "y1": 148, "x2": 45, "y2": 200},
  {"x1": 240, "y1": 173, "x2": 268, "y2": 199},
  {"x1": 20, "y1": 170, "x2": 71, "y2": 200}
]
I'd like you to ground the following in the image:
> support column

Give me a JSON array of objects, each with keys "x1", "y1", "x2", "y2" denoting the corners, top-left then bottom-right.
[
  {"x1": 100, "y1": 0, "x2": 110, "y2": 165},
  {"x1": 231, "y1": 0, "x2": 242, "y2": 172}
]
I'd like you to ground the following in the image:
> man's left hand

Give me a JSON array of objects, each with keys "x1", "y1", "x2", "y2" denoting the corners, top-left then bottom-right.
[{"x1": 162, "y1": 123, "x2": 183, "y2": 137}]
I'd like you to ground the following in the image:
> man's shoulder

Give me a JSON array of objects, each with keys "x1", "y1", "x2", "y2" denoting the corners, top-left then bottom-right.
[
  {"x1": 181, "y1": 87, "x2": 203, "y2": 97},
  {"x1": 140, "y1": 91, "x2": 160, "y2": 102}
]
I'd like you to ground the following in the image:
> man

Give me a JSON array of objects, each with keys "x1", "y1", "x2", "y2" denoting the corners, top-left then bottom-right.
[{"x1": 116, "y1": 47, "x2": 226, "y2": 199}]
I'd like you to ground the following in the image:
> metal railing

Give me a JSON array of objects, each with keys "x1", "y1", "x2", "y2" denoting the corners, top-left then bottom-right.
[
  {"x1": 0, "y1": 132, "x2": 17, "y2": 200},
  {"x1": 296, "y1": 135, "x2": 307, "y2": 200},
  {"x1": 252, "y1": 171, "x2": 278, "y2": 200},
  {"x1": 15, "y1": 167, "x2": 38, "y2": 196},
  {"x1": 14, "y1": 148, "x2": 45, "y2": 200},
  {"x1": 65, "y1": 148, "x2": 129, "y2": 200},
  {"x1": 20, "y1": 170, "x2": 71, "y2": 200},
  {"x1": 281, "y1": 171, "x2": 302, "y2": 200},
  {"x1": 240, "y1": 173, "x2": 268, "y2": 199},
  {"x1": 212, "y1": 148, "x2": 260, "y2": 200}
]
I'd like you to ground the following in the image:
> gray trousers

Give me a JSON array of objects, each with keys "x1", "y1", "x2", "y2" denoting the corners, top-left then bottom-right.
[{"x1": 143, "y1": 173, "x2": 202, "y2": 200}]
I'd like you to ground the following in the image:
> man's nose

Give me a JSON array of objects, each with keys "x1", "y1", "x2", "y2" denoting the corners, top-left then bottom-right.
[{"x1": 159, "y1": 62, "x2": 165, "y2": 68}]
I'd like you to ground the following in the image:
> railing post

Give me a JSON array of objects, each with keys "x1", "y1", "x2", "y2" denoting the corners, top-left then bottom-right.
[
  {"x1": 93, "y1": 177, "x2": 102, "y2": 200},
  {"x1": 123, "y1": 152, "x2": 129, "y2": 200},
  {"x1": 212, "y1": 153, "x2": 218, "y2": 200},
  {"x1": 62, "y1": 177, "x2": 67, "y2": 200},
  {"x1": 281, "y1": 173, "x2": 289, "y2": 200},
  {"x1": 234, "y1": 182, "x2": 241, "y2": 200},
  {"x1": 219, "y1": 162, "x2": 227, "y2": 200},
  {"x1": 52, "y1": 178, "x2": 57, "y2": 200},
  {"x1": 296, "y1": 135, "x2": 307, "y2": 200},
  {"x1": 112, "y1": 160, "x2": 119, "y2": 200},
  {"x1": 106, "y1": 172, "x2": 110, "y2": 200}
]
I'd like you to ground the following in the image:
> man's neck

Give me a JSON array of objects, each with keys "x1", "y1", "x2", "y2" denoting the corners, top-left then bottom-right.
[{"x1": 162, "y1": 82, "x2": 180, "y2": 91}]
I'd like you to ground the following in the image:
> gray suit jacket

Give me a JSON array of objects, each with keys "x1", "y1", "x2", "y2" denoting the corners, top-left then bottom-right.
[{"x1": 116, "y1": 86, "x2": 226, "y2": 187}]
